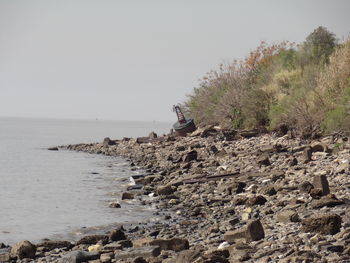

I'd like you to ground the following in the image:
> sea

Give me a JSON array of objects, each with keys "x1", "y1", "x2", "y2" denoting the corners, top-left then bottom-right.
[{"x1": 0, "y1": 117, "x2": 171, "y2": 245}]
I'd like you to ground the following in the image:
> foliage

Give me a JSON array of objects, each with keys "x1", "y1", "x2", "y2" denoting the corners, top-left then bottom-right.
[{"x1": 185, "y1": 26, "x2": 350, "y2": 137}]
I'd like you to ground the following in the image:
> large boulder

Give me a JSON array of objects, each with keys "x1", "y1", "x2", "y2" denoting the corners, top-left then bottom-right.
[
  {"x1": 10, "y1": 240, "x2": 36, "y2": 260},
  {"x1": 312, "y1": 174, "x2": 330, "y2": 196},
  {"x1": 224, "y1": 220, "x2": 265, "y2": 243},
  {"x1": 301, "y1": 214, "x2": 342, "y2": 235}
]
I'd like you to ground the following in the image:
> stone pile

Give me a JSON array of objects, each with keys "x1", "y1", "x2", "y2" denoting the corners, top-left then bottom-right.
[{"x1": 2, "y1": 126, "x2": 350, "y2": 262}]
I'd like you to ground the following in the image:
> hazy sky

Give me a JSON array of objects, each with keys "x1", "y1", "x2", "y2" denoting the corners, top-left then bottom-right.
[{"x1": 1, "y1": 0, "x2": 349, "y2": 122}]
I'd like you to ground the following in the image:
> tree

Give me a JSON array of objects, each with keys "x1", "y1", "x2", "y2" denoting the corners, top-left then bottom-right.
[{"x1": 300, "y1": 26, "x2": 337, "y2": 66}]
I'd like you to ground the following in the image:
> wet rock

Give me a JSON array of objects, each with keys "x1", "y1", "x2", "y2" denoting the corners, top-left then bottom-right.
[
  {"x1": 59, "y1": 250, "x2": 100, "y2": 263},
  {"x1": 313, "y1": 174, "x2": 330, "y2": 196},
  {"x1": 301, "y1": 214, "x2": 342, "y2": 235},
  {"x1": 76, "y1": 235, "x2": 108, "y2": 245},
  {"x1": 109, "y1": 228, "x2": 127, "y2": 242},
  {"x1": 122, "y1": 192, "x2": 134, "y2": 200},
  {"x1": 149, "y1": 132, "x2": 158, "y2": 139},
  {"x1": 103, "y1": 137, "x2": 116, "y2": 146},
  {"x1": 114, "y1": 246, "x2": 161, "y2": 260},
  {"x1": 277, "y1": 210, "x2": 300, "y2": 223},
  {"x1": 48, "y1": 147, "x2": 59, "y2": 151},
  {"x1": 108, "y1": 202, "x2": 121, "y2": 208},
  {"x1": 38, "y1": 240, "x2": 73, "y2": 250},
  {"x1": 10, "y1": 240, "x2": 36, "y2": 260}
]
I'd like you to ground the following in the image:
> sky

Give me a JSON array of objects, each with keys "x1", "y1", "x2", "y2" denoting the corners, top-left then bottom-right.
[{"x1": 0, "y1": 0, "x2": 349, "y2": 122}]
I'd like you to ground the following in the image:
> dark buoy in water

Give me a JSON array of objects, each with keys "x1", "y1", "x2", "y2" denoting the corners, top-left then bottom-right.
[{"x1": 172, "y1": 105, "x2": 196, "y2": 136}]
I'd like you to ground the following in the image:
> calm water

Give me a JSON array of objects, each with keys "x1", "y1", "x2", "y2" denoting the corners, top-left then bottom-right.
[{"x1": 0, "y1": 117, "x2": 171, "y2": 245}]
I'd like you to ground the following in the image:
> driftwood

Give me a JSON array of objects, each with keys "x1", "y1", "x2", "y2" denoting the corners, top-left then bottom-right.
[{"x1": 183, "y1": 172, "x2": 240, "y2": 184}]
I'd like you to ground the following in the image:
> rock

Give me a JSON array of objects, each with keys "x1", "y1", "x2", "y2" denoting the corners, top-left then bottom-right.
[
  {"x1": 298, "y1": 181, "x2": 314, "y2": 193},
  {"x1": 109, "y1": 228, "x2": 127, "y2": 242},
  {"x1": 303, "y1": 147, "x2": 313, "y2": 163},
  {"x1": 148, "y1": 238, "x2": 189, "y2": 252},
  {"x1": 226, "y1": 182, "x2": 246, "y2": 194},
  {"x1": 224, "y1": 220, "x2": 264, "y2": 243},
  {"x1": 246, "y1": 220, "x2": 265, "y2": 242},
  {"x1": 76, "y1": 235, "x2": 108, "y2": 245},
  {"x1": 280, "y1": 250, "x2": 321, "y2": 263},
  {"x1": 157, "y1": 185, "x2": 175, "y2": 195},
  {"x1": 88, "y1": 243, "x2": 103, "y2": 252},
  {"x1": 132, "y1": 256, "x2": 148, "y2": 263},
  {"x1": 149, "y1": 132, "x2": 158, "y2": 139},
  {"x1": 260, "y1": 186, "x2": 277, "y2": 196},
  {"x1": 311, "y1": 195, "x2": 345, "y2": 208},
  {"x1": 277, "y1": 210, "x2": 300, "y2": 223},
  {"x1": 38, "y1": 240, "x2": 73, "y2": 250},
  {"x1": 301, "y1": 214, "x2": 342, "y2": 235},
  {"x1": 0, "y1": 248, "x2": 10, "y2": 262},
  {"x1": 114, "y1": 246, "x2": 161, "y2": 260},
  {"x1": 100, "y1": 252, "x2": 114, "y2": 263},
  {"x1": 289, "y1": 157, "x2": 298, "y2": 166},
  {"x1": 183, "y1": 150, "x2": 197, "y2": 162},
  {"x1": 257, "y1": 154, "x2": 271, "y2": 166},
  {"x1": 121, "y1": 192, "x2": 134, "y2": 200},
  {"x1": 224, "y1": 229, "x2": 246, "y2": 243},
  {"x1": 313, "y1": 174, "x2": 330, "y2": 195},
  {"x1": 175, "y1": 246, "x2": 204, "y2": 263},
  {"x1": 48, "y1": 147, "x2": 59, "y2": 151},
  {"x1": 108, "y1": 202, "x2": 121, "y2": 208},
  {"x1": 325, "y1": 245, "x2": 344, "y2": 253},
  {"x1": 102, "y1": 242, "x2": 123, "y2": 252},
  {"x1": 246, "y1": 195, "x2": 267, "y2": 206},
  {"x1": 309, "y1": 188, "x2": 323, "y2": 199},
  {"x1": 133, "y1": 238, "x2": 189, "y2": 252},
  {"x1": 10, "y1": 240, "x2": 36, "y2": 260},
  {"x1": 311, "y1": 142, "x2": 328, "y2": 153},
  {"x1": 103, "y1": 137, "x2": 116, "y2": 146},
  {"x1": 59, "y1": 250, "x2": 100, "y2": 263}
]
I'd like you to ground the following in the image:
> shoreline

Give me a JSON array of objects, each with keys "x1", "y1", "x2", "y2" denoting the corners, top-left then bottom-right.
[{"x1": 2, "y1": 126, "x2": 350, "y2": 262}]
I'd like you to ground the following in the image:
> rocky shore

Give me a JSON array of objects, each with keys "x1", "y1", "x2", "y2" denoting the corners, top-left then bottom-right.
[{"x1": 2, "y1": 126, "x2": 350, "y2": 263}]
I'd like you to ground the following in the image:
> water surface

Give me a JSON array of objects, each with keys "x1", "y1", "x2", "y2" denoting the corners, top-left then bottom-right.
[{"x1": 0, "y1": 117, "x2": 171, "y2": 244}]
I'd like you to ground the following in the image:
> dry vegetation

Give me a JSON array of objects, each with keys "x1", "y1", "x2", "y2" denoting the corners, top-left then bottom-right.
[{"x1": 185, "y1": 26, "x2": 350, "y2": 137}]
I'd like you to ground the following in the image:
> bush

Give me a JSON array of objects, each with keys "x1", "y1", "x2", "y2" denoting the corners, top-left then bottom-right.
[{"x1": 185, "y1": 27, "x2": 349, "y2": 137}]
